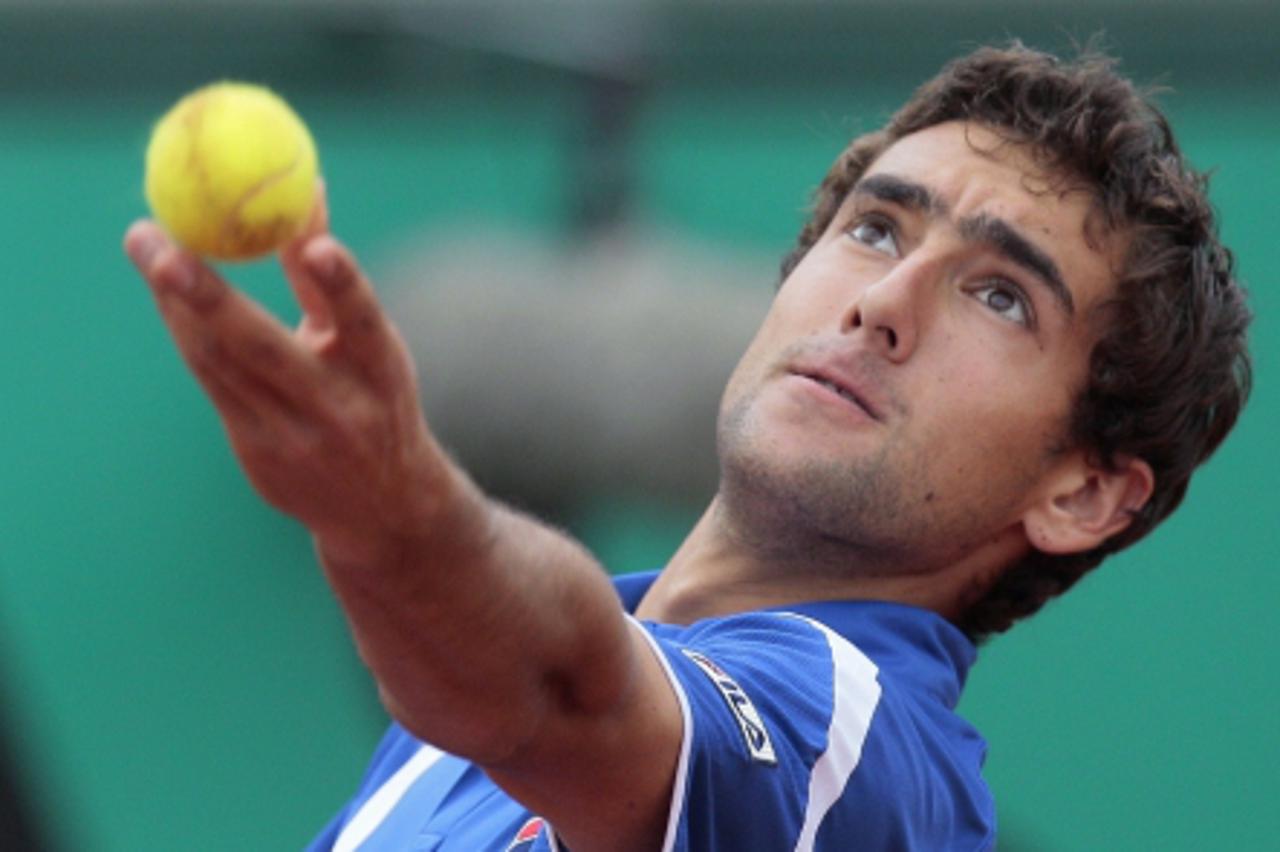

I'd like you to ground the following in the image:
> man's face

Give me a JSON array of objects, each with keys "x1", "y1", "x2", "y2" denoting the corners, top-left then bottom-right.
[{"x1": 717, "y1": 120, "x2": 1121, "y2": 574}]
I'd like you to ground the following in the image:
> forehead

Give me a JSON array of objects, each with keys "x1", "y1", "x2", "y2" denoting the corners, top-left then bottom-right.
[
  {"x1": 863, "y1": 121, "x2": 1080, "y2": 217},
  {"x1": 856, "y1": 121, "x2": 1119, "y2": 311}
]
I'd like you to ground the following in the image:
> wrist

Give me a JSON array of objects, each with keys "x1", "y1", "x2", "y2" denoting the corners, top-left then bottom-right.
[{"x1": 312, "y1": 464, "x2": 492, "y2": 571}]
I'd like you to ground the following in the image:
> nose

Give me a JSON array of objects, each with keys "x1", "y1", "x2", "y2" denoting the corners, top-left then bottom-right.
[{"x1": 842, "y1": 254, "x2": 936, "y2": 362}]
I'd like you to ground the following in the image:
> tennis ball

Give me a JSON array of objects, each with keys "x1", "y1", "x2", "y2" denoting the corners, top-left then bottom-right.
[{"x1": 144, "y1": 81, "x2": 319, "y2": 261}]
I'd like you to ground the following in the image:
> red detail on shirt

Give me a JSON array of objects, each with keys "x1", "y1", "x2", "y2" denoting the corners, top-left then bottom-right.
[{"x1": 507, "y1": 816, "x2": 545, "y2": 849}]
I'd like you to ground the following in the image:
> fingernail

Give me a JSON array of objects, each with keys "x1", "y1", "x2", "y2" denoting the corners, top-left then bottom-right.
[
  {"x1": 307, "y1": 245, "x2": 340, "y2": 284},
  {"x1": 127, "y1": 229, "x2": 165, "y2": 271}
]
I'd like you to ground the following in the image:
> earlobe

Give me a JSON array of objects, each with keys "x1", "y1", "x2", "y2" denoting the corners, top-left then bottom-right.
[{"x1": 1023, "y1": 455, "x2": 1154, "y2": 555}]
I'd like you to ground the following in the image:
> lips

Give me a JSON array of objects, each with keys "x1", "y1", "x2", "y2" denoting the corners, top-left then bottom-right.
[{"x1": 789, "y1": 364, "x2": 884, "y2": 421}]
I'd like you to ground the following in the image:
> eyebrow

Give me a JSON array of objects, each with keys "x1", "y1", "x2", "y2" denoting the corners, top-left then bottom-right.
[
  {"x1": 849, "y1": 173, "x2": 1075, "y2": 317},
  {"x1": 852, "y1": 173, "x2": 943, "y2": 216}
]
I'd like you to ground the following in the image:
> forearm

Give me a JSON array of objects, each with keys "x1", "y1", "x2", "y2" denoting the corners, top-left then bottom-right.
[{"x1": 313, "y1": 465, "x2": 633, "y2": 766}]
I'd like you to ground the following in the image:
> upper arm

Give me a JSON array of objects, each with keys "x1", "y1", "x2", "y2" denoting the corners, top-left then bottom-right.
[{"x1": 485, "y1": 616, "x2": 685, "y2": 852}]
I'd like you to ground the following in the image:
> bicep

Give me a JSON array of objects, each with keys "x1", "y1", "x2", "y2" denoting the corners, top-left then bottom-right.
[{"x1": 485, "y1": 618, "x2": 685, "y2": 852}]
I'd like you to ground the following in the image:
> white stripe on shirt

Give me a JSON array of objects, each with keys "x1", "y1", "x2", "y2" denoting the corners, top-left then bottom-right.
[
  {"x1": 786, "y1": 614, "x2": 883, "y2": 852},
  {"x1": 333, "y1": 742, "x2": 446, "y2": 852},
  {"x1": 626, "y1": 614, "x2": 692, "y2": 852}
]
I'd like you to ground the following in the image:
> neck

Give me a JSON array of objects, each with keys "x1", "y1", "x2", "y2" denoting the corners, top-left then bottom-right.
[{"x1": 634, "y1": 495, "x2": 1023, "y2": 626}]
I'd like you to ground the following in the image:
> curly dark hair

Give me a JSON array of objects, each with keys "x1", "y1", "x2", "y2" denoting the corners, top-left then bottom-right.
[{"x1": 780, "y1": 43, "x2": 1252, "y2": 641}]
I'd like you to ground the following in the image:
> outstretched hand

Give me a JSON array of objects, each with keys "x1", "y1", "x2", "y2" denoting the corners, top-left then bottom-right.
[
  {"x1": 124, "y1": 187, "x2": 452, "y2": 557},
  {"x1": 127, "y1": 188, "x2": 682, "y2": 852}
]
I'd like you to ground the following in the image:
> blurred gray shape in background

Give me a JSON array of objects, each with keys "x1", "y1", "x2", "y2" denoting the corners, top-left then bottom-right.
[{"x1": 385, "y1": 224, "x2": 777, "y2": 518}]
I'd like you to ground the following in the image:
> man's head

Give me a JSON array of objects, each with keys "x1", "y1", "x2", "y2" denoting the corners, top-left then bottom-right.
[{"x1": 717, "y1": 43, "x2": 1251, "y2": 640}]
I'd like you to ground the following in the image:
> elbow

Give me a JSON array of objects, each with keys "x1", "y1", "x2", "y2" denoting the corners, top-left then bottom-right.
[{"x1": 377, "y1": 682, "x2": 545, "y2": 767}]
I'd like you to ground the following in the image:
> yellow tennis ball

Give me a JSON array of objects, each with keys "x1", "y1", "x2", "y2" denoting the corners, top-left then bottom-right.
[{"x1": 144, "y1": 81, "x2": 319, "y2": 261}]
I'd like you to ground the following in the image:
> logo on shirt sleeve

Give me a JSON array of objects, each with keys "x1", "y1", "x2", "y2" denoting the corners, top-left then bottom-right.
[
  {"x1": 506, "y1": 816, "x2": 545, "y2": 850},
  {"x1": 681, "y1": 648, "x2": 778, "y2": 766}
]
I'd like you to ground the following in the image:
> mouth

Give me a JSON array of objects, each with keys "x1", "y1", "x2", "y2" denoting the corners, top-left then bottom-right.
[{"x1": 790, "y1": 368, "x2": 882, "y2": 421}]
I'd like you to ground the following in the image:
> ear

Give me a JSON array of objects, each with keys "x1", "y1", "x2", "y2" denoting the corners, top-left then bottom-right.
[{"x1": 1022, "y1": 454, "x2": 1155, "y2": 555}]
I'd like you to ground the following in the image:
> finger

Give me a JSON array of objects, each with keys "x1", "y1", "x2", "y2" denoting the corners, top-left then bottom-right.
[
  {"x1": 125, "y1": 220, "x2": 325, "y2": 417},
  {"x1": 299, "y1": 235, "x2": 399, "y2": 380},
  {"x1": 302, "y1": 176, "x2": 331, "y2": 238},
  {"x1": 189, "y1": 353, "x2": 262, "y2": 429},
  {"x1": 281, "y1": 179, "x2": 335, "y2": 337},
  {"x1": 124, "y1": 220, "x2": 189, "y2": 299}
]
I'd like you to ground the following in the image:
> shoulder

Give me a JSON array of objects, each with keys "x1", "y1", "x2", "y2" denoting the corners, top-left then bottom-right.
[{"x1": 635, "y1": 607, "x2": 995, "y2": 850}]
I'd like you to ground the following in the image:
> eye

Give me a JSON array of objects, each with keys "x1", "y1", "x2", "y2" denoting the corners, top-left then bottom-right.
[
  {"x1": 848, "y1": 216, "x2": 900, "y2": 257},
  {"x1": 972, "y1": 280, "x2": 1033, "y2": 328}
]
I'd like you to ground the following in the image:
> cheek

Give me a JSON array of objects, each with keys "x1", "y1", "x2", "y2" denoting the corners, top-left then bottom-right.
[
  {"x1": 913, "y1": 359, "x2": 1073, "y2": 476},
  {"x1": 719, "y1": 322, "x2": 780, "y2": 417},
  {"x1": 777, "y1": 247, "x2": 863, "y2": 326},
  {"x1": 723, "y1": 293, "x2": 811, "y2": 387}
]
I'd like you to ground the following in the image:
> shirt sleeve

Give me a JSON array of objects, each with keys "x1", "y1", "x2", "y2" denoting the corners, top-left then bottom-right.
[
  {"x1": 305, "y1": 723, "x2": 424, "y2": 851},
  {"x1": 632, "y1": 612, "x2": 883, "y2": 852}
]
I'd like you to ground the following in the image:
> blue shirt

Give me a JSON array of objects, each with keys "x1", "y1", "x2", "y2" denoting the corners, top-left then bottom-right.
[{"x1": 309, "y1": 571, "x2": 996, "y2": 850}]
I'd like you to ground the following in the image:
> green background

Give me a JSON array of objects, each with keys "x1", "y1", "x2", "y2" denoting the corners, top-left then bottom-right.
[{"x1": 1, "y1": 2, "x2": 1276, "y2": 849}]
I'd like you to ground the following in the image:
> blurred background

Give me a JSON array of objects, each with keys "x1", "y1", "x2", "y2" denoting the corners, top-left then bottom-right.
[{"x1": 1, "y1": 0, "x2": 1276, "y2": 848}]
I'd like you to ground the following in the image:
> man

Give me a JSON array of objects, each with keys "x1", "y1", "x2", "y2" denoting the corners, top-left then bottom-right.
[{"x1": 124, "y1": 44, "x2": 1250, "y2": 851}]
